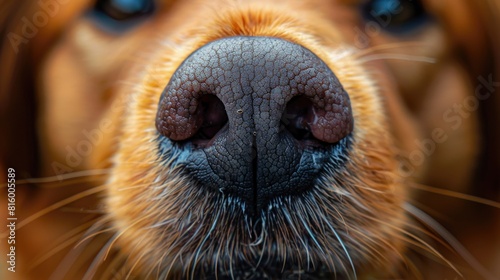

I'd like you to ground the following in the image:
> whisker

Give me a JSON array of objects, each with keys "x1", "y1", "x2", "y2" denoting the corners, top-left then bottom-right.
[
  {"x1": 13, "y1": 184, "x2": 107, "y2": 232},
  {"x1": 0, "y1": 169, "x2": 110, "y2": 188},
  {"x1": 405, "y1": 230, "x2": 461, "y2": 277},
  {"x1": 82, "y1": 232, "x2": 120, "y2": 280},
  {"x1": 400, "y1": 255, "x2": 423, "y2": 280},
  {"x1": 297, "y1": 211, "x2": 323, "y2": 271},
  {"x1": 100, "y1": 252, "x2": 127, "y2": 279},
  {"x1": 146, "y1": 250, "x2": 169, "y2": 280},
  {"x1": 49, "y1": 217, "x2": 111, "y2": 280},
  {"x1": 362, "y1": 211, "x2": 461, "y2": 276},
  {"x1": 116, "y1": 160, "x2": 161, "y2": 165},
  {"x1": 75, "y1": 227, "x2": 116, "y2": 249},
  {"x1": 404, "y1": 203, "x2": 498, "y2": 280},
  {"x1": 30, "y1": 218, "x2": 102, "y2": 270},
  {"x1": 190, "y1": 204, "x2": 221, "y2": 280},
  {"x1": 359, "y1": 54, "x2": 436, "y2": 64},
  {"x1": 125, "y1": 240, "x2": 150, "y2": 279},
  {"x1": 346, "y1": 225, "x2": 398, "y2": 268},
  {"x1": 254, "y1": 218, "x2": 268, "y2": 271},
  {"x1": 281, "y1": 205, "x2": 312, "y2": 268},
  {"x1": 353, "y1": 41, "x2": 433, "y2": 58},
  {"x1": 104, "y1": 214, "x2": 155, "y2": 262},
  {"x1": 320, "y1": 211, "x2": 357, "y2": 279},
  {"x1": 166, "y1": 217, "x2": 205, "y2": 278},
  {"x1": 60, "y1": 206, "x2": 107, "y2": 214},
  {"x1": 410, "y1": 182, "x2": 500, "y2": 209},
  {"x1": 401, "y1": 205, "x2": 456, "y2": 253},
  {"x1": 116, "y1": 182, "x2": 157, "y2": 191}
]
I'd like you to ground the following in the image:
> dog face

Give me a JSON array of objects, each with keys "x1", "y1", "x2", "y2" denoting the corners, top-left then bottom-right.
[{"x1": 1, "y1": 0, "x2": 499, "y2": 279}]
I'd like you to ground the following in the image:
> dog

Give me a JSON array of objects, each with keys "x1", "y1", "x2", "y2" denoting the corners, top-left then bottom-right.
[{"x1": 1, "y1": 0, "x2": 499, "y2": 279}]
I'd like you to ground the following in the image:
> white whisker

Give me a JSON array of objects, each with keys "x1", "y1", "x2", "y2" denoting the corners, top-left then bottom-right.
[
  {"x1": 359, "y1": 54, "x2": 436, "y2": 64},
  {"x1": 0, "y1": 169, "x2": 111, "y2": 187},
  {"x1": 49, "y1": 218, "x2": 110, "y2": 280},
  {"x1": 82, "y1": 232, "x2": 119, "y2": 280},
  {"x1": 404, "y1": 203, "x2": 498, "y2": 280},
  {"x1": 320, "y1": 211, "x2": 357, "y2": 280}
]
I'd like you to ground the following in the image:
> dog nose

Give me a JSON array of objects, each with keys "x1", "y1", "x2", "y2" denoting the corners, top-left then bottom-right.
[{"x1": 156, "y1": 37, "x2": 353, "y2": 213}]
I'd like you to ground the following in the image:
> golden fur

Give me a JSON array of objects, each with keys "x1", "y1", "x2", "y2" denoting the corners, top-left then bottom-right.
[{"x1": 1, "y1": 0, "x2": 499, "y2": 279}]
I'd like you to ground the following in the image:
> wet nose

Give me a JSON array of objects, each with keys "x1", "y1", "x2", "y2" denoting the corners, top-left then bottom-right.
[{"x1": 156, "y1": 36, "x2": 353, "y2": 213}]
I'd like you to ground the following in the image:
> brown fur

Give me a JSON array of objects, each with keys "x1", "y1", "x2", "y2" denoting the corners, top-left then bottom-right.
[{"x1": 1, "y1": 0, "x2": 499, "y2": 279}]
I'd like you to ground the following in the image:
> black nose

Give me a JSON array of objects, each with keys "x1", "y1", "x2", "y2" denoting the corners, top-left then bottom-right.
[{"x1": 156, "y1": 37, "x2": 353, "y2": 213}]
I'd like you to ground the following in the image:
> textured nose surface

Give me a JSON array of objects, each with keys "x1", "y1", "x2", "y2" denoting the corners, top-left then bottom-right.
[{"x1": 156, "y1": 37, "x2": 353, "y2": 212}]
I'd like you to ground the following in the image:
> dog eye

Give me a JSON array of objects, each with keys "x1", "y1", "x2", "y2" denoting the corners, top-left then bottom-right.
[
  {"x1": 361, "y1": 0, "x2": 429, "y2": 34},
  {"x1": 88, "y1": 0, "x2": 155, "y2": 32}
]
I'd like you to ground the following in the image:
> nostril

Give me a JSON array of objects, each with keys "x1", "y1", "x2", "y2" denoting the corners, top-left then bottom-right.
[
  {"x1": 281, "y1": 96, "x2": 316, "y2": 142},
  {"x1": 156, "y1": 91, "x2": 228, "y2": 146},
  {"x1": 282, "y1": 95, "x2": 352, "y2": 145},
  {"x1": 191, "y1": 95, "x2": 228, "y2": 146}
]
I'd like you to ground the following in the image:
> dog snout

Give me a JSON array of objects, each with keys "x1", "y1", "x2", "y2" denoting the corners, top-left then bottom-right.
[{"x1": 156, "y1": 36, "x2": 353, "y2": 213}]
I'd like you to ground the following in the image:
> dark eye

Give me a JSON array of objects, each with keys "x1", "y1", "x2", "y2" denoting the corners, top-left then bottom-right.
[
  {"x1": 88, "y1": 0, "x2": 155, "y2": 32},
  {"x1": 361, "y1": 0, "x2": 429, "y2": 34}
]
